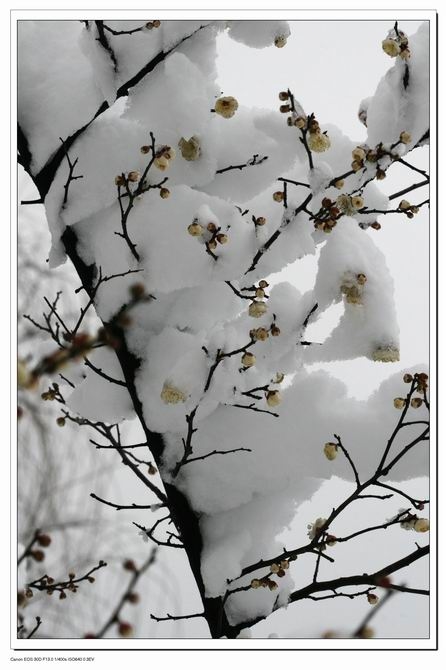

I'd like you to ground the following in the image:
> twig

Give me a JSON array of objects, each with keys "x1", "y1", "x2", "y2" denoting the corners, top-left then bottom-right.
[
  {"x1": 216, "y1": 154, "x2": 268, "y2": 175},
  {"x1": 150, "y1": 611, "x2": 204, "y2": 622},
  {"x1": 95, "y1": 549, "x2": 157, "y2": 638},
  {"x1": 27, "y1": 617, "x2": 42, "y2": 639}
]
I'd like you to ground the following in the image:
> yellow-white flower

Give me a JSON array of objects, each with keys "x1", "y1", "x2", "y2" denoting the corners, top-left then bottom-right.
[
  {"x1": 214, "y1": 96, "x2": 239, "y2": 119},
  {"x1": 382, "y1": 38, "x2": 400, "y2": 57},
  {"x1": 160, "y1": 382, "x2": 187, "y2": 404},
  {"x1": 179, "y1": 136, "x2": 201, "y2": 161},
  {"x1": 372, "y1": 346, "x2": 400, "y2": 363},
  {"x1": 248, "y1": 301, "x2": 268, "y2": 318},
  {"x1": 307, "y1": 131, "x2": 331, "y2": 153}
]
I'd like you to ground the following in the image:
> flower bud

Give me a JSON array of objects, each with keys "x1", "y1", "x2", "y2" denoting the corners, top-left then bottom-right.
[
  {"x1": 37, "y1": 533, "x2": 51, "y2": 547},
  {"x1": 403, "y1": 373, "x2": 413, "y2": 383},
  {"x1": 270, "y1": 563, "x2": 280, "y2": 574},
  {"x1": 57, "y1": 417, "x2": 66, "y2": 427},
  {"x1": 371, "y1": 222, "x2": 382, "y2": 230},
  {"x1": 266, "y1": 390, "x2": 281, "y2": 407},
  {"x1": 323, "y1": 442, "x2": 338, "y2": 461},
  {"x1": 255, "y1": 216, "x2": 267, "y2": 226},
  {"x1": 123, "y1": 559, "x2": 137, "y2": 572},
  {"x1": 410, "y1": 397, "x2": 423, "y2": 408},
  {"x1": 140, "y1": 145, "x2": 151, "y2": 154},
  {"x1": 259, "y1": 280, "x2": 269, "y2": 289},
  {"x1": 279, "y1": 91, "x2": 289, "y2": 101},
  {"x1": 367, "y1": 593, "x2": 379, "y2": 605},
  {"x1": 268, "y1": 580, "x2": 278, "y2": 591},
  {"x1": 273, "y1": 191, "x2": 284, "y2": 202},
  {"x1": 399, "y1": 199, "x2": 411, "y2": 210},
  {"x1": 254, "y1": 327, "x2": 269, "y2": 342},
  {"x1": 274, "y1": 35, "x2": 287, "y2": 48},
  {"x1": 187, "y1": 222, "x2": 203, "y2": 237},
  {"x1": 280, "y1": 104, "x2": 291, "y2": 113},
  {"x1": 376, "y1": 169, "x2": 386, "y2": 180},
  {"x1": 127, "y1": 171, "x2": 140, "y2": 182},
  {"x1": 251, "y1": 579, "x2": 261, "y2": 589},
  {"x1": 31, "y1": 549, "x2": 45, "y2": 562},
  {"x1": 114, "y1": 175, "x2": 126, "y2": 187},
  {"x1": 352, "y1": 147, "x2": 366, "y2": 161},
  {"x1": 159, "y1": 188, "x2": 170, "y2": 199},
  {"x1": 357, "y1": 273, "x2": 367, "y2": 285},
  {"x1": 294, "y1": 116, "x2": 307, "y2": 129},
  {"x1": 334, "y1": 179, "x2": 344, "y2": 189},
  {"x1": 393, "y1": 397, "x2": 406, "y2": 409},
  {"x1": 400, "y1": 131, "x2": 412, "y2": 145},
  {"x1": 148, "y1": 463, "x2": 158, "y2": 476},
  {"x1": 118, "y1": 622, "x2": 133, "y2": 638},
  {"x1": 271, "y1": 325, "x2": 281, "y2": 337},
  {"x1": 241, "y1": 352, "x2": 256, "y2": 368},
  {"x1": 216, "y1": 233, "x2": 229, "y2": 245}
]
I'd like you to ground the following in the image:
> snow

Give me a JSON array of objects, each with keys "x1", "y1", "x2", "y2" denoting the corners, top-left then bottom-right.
[
  {"x1": 227, "y1": 21, "x2": 291, "y2": 49},
  {"x1": 366, "y1": 23, "x2": 429, "y2": 149},
  {"x1": 18, "y1": 21, "x2": 103, "y2": 172}
]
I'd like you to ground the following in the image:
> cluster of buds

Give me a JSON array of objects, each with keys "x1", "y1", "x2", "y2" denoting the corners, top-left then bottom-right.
[
  {"x1": 250, "y1": 576, "x2": 279, "y2": 591},
  {"x1": 313, "y1": 196, "x2": 341, "y2": 233},
  {"x1": 153, "y1": 145, "x2": 176, "y2": 171},
  {"x1": 398, "y1": 199, "x2": 420, "y2": 218},
  {"x1": 114, "y1": 171, "x2": 141, "y2": 188},
  {"x1": 307, "y1": 517, "x2": 327, "y2": 540},
  {"x1": 336, "y1": 194, "x2": 364, "y2": 217},
  {"x1": 143, "y1": 20, "x2": 161, "y2": 30},
  {"x1": 409, "y1": 371, "x2": 429, "y2": 393},
  {"x1": 372, "y1": 345, "x2": 400, "y2": 363},
  {"x1": 340, "y1": 271, "x2": 367, "y2": 305},
  {"x1": 382, "y1": 27, "x2": 410, "y2": 60},
  {"x1": 160, "y1": 381, "x2": 187, "y2": 405},
  {"x1": 399, "y1": 512, "x2": 430, "y2": 533},
  {"x1": 270, "y1": 559, "x2": 290, "y2": 578},
  {"x1": 351, "y1": 145, "x2": 368, "y2": 172},
  {"x1": 32, "y1": 332, "x2": 95, "y2": 381},
  {"x1": 214, "y1": 96, "x2": 239, "y2": 119},
  {"x1": 179, "y1": 135, "x2": 201, "y2": 161},
  {"x1": 187, "y1": 218, "x2": 229, "y2": 256}
]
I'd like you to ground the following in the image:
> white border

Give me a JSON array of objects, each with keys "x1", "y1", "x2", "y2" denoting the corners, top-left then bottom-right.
[{"x1": 8, "y1": 5, "x2": 438, "y2": 658}]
